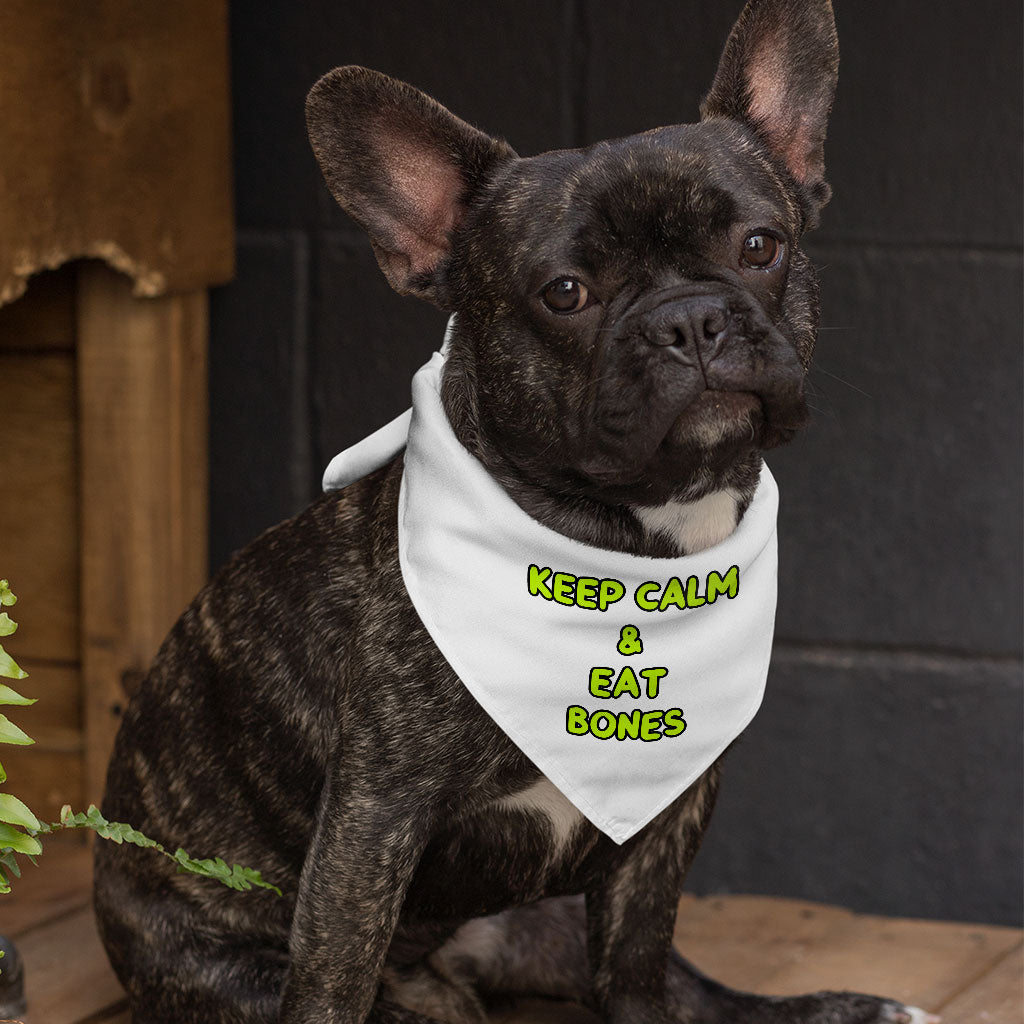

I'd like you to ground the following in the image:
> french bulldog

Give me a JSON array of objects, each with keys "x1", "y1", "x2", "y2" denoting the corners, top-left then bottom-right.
[{"x1": 93, "y1": 1, "x2": 940, "y2": 1022}]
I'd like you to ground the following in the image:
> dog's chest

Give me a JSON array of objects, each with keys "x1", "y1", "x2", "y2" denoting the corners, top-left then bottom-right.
[
  {"x1": 402, "y1": 776, "x2": 600, "y2": 922},
  {"x1": 633, "y1": 489, "x2": 740, "y2": 553},
  {"x1": 494, "y1": 777, "x2": 586, "y2": 857}
]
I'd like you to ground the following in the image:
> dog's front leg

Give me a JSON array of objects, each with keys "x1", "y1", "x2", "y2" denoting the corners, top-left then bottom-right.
[
  {"x1": 585, "y1": 771, "x2": 720, "y2": 1024},
  {"x1": 278, "y1": 756, "x2": 435, "y2": 1024}
]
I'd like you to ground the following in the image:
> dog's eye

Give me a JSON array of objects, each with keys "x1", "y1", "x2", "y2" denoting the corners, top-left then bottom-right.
[
  {"x1": 740, "y1": 232, "x2": 783, "y2": 269},
  {"x1": 541, "y1": 277, "x2": 591, "y2": 314}
]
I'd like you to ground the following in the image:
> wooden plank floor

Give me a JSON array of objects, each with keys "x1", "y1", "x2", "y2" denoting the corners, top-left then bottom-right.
[{"x1": 1, "y1": 841, "x2": 1020, "y2": 1024}]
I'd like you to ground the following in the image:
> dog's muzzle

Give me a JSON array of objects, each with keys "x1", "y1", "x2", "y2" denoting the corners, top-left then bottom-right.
[{"x1": 640, "y1": 293, "x2": 736, "y2": 381}]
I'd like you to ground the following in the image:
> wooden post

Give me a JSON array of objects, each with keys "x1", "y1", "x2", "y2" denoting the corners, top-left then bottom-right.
[
  {"x1": 0, "y1": 0, "x2": 230, "y2": 828},
  {"x1": 77, "y1": 263, "x2": 208, "y2": 803}
]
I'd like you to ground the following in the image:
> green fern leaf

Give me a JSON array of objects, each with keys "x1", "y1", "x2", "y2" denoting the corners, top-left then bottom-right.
[
  {"x1": 170, "y1": 848, "x2": 281, "y2": 894},
  {"x1": 0, "y1": 715, "x2": 33, "y2": 745},
  {"x1": 0, "y1": 794, "x2": 40, "y2": 831},
  {"x1": 0, "y1": 823, "x2": 42, "y2": 856},
  {"x1": 0, "y1": 613, "x2": 16, "y2": 637},
  {"x1": 0, "y1": 646, "x2": 26, "y2": 681},
  {"x1": 0, "y1": 851, "x2": 21, "y2": 879},
  {"x1": 0, "y1": 684, "x2": 35, "y2": 706}
]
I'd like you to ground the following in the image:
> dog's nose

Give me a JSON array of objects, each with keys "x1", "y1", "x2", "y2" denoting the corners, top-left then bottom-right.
[{"x1": 642, "y1": 296, "x2": 731, "y2": 364}]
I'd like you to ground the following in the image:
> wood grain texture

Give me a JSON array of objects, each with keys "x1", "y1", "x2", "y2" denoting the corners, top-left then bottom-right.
[
  {"x1": 0, "y1": 3, "x2": 234, "y2": 307},
  {"x1": 753, "y1": 906, "x2": 1020, "y2": 1013},
  {"x1": 0, "y1": 747, "x2": 83, "y2": 829},
  {"x1": 0, "y1": 288, "x2": 89, "y2": 830},
  {"x1": 935, "y1": 942, "x2": 1024, "y2": 1022},
  {"x1": 673, "y1": 892, "x2": 857, "y2": 991},
  {"x1": 11, "y1": 663, "x2": 83, "y2": 733},
  {"x1": 16, "y1": 906, "x2": 126, "y2": 1024},
  {"x1": 673, "y1": 893, "x2": 1022, "y2": 1016},
  {"x1": 2, "y1": 837, "x2": 91, "y2": 938},
  {"x1": 77, "y1": 263, "x2": 208, "y2": 806},
  {"x1": 0, "y1": 351, "x2": 80, "y2": 662}
]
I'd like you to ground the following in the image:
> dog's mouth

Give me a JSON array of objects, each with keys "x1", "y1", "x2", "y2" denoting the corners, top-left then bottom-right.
[
  {"x1": 666, "y1": 385, "x2": 807, "y2": 451},
  {"x1": 575, "y1": 372, "x2": 805, "y2": 495},
  {"x1": 666, "y1": 389, "x2": 763, "y2": 447}
]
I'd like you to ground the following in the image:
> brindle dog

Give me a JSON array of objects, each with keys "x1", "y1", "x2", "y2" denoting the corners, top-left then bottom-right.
[{"x1": 95, "y1": 2, "x2": 938, "y2": 1022}]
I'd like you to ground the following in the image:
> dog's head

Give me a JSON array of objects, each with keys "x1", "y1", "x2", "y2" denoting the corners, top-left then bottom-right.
[{"x1": 306, "y1": 0, "x2": 838, "y2": 512}]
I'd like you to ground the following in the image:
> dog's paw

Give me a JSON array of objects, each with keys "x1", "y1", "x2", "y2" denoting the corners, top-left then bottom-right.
[
  {"x1": 823, "y1": 996, "x2": 941, "y2": 1024},
  {"x1": 760, "y1": 992, "x2": 941, "y2": 1024},
  {"x1": 887, "y1": 1007, "x2": 940, "y2": 1024}
]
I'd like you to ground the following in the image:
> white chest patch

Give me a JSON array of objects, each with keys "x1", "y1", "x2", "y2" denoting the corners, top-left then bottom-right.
[
  {"x1": 634, "y1": 490, "x2": 740, "y2": 555},
  {"x1": 496, "y1": 778, "x2": 584, "y2": 855}
]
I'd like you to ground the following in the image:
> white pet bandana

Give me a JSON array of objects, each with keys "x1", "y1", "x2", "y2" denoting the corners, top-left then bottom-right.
[{"x1": 324, "y1": 327, "x2": 779, "y2": 844}]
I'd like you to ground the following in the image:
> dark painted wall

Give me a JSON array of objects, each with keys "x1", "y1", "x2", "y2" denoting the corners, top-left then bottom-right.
[{"x1": 209, "y1": 1, "x2": 1023, "y2": 925}]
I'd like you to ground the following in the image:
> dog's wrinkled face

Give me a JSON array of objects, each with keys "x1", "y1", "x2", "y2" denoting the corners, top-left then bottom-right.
[
  {"x1": 306, "y1": 0, "x2": 838, "y2": 509},
  {"x1": 442, "y1": 120, "x2": 818, "y2": 505}
]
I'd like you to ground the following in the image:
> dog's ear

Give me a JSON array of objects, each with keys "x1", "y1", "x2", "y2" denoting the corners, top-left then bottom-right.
[
  {"x1": 306, "y1": 67, "x2": 517, "y2": 304},
  {"x1": 701, "y1": 0, "x2": 839, "y2": 225}
]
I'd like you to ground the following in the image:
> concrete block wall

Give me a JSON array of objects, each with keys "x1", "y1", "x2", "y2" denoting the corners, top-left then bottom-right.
[{"x1": 209, "y1": 0, "x2": 1023, "y2": 924}]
